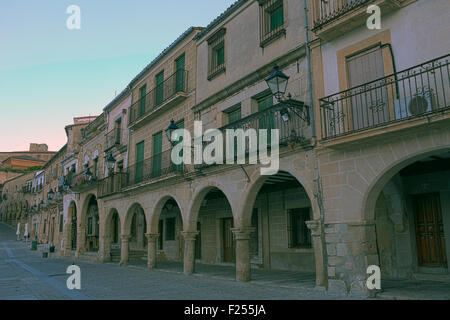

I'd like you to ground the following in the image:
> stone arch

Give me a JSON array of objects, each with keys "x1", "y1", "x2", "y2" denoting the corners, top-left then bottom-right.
[
  {"x1": 363, "y1": 146, "x2": 450, "y2": 222},
  {"x1": 149, "y1": 194, "x2": 183, "y2": 234},
  {"x1": 186, "y1": 182, "x2": 235, "y2": 232},
  {"x1": 241, "y1": 167, "x2": 317, "y2": 228},
  {"x1": 123, "y1": 202, "x2": 145, "y2": 235},
  {"x1": 105, "y1": 208, "x2": 121, "y2": 243}
]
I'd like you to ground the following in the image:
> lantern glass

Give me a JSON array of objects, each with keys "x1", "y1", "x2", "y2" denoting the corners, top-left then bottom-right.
[{"x1": 265, "y1": 65, "x2": 289, "y2": 100}]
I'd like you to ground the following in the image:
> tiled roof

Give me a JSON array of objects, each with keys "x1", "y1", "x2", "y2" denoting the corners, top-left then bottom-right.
[
  {"x1": 103, "y1": 26, "x2": 203, "y2": 112},
  {"x1": 193, "y1": 0, "x2": 250, "y2": 41}
]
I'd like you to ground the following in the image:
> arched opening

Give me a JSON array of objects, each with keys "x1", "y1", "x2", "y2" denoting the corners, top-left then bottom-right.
[
  {"x1": 155, "y1": 198, "x2": 183, "y2": 263},
  {"x1": 367, "y1": 149, "x2": 450, "y2": 286},
  {"x1": 68, "y1": 202, "x2": 77, "y2": 251},
  {"x1": 85, "y1": 196, "x2": 99, "y2": 252},
  {"x1": 193, "y1": 187, "x2": 235, "y2": 266},
  {"x1": 106, "y1": 209, "x2": 121, "y2": 262},
  {"x1": 123, "y1": 203, "x2": 147, "y2": 262},
  {"x1": 244, "y1": 171, "x2": 316, "y2": 274}
]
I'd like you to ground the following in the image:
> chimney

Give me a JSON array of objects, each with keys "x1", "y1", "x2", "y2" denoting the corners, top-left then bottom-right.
[{"x1": 29, "y1": 143, "x2": 49, "y2": 152}]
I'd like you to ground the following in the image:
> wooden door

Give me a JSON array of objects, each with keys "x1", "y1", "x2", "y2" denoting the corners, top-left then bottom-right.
[
  {"x1": 135, "y1": 141, "x2": 145, "y2": 183},
  {"x1": 414, "y1": 193, "x2": 447, "y2": 267},
  {"x1": 156, "y1": 71, "x2": 165, "y2": 105},
  {"x1": 175, "y1": 54, "x2": 185, "y2": 92},
  {"x1": 223, "y1": 218, "x2": 235, "y2": 263}
]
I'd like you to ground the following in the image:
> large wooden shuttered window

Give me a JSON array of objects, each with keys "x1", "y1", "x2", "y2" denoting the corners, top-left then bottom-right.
[
  {"x1": 135, "y1": 141, "x2": 145, "y2": 183},
  {"x1": 152, "y1": 132, "x2": 162, "y2": 178},
  {"x1": 139, "y1": 85, "x2": 146, "y2": 116},
  {"x1": 175, "y1": 54, "x2": 185, "y2": 92},
  {"x1": 155, "y1": 71, "x2": 164, "y2": 106},
  {"x1": 346, "y1": 45, "x2": 388, "y2": 130}
]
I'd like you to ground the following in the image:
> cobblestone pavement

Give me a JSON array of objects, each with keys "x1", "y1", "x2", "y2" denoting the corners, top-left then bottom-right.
[
  {"x1": 1, "y1": 222, "x2": 353, "y2": 300},
  {"x1": 3, "y1": 222, "x2": 449, "y2": 300}
]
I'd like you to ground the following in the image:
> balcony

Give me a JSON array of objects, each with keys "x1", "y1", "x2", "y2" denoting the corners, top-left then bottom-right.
[
  {"x1": 128, "y1": 70, "x2": 188, "y2": 128},
  {"x1": 124, "y1": 149, "x2": 183, "y2": 188},
  {"x1": 319, "y1": 54, "x2": 450, "y2": 142},
  {"x1": 68, "y1": 167, "x2": 101, "y2": 192},
  {"x1": 97, "y1": 172, "x2": 127, "y2": 198},
  {"x1": 312, "y1": 0, "x2": 402, "y2": 41},
  {"x1": 195, "y1": 100, "x2": 311, "y2": 169},
  {"x1": 105, "y1": 129, "x2": 124, "y2": 151}
]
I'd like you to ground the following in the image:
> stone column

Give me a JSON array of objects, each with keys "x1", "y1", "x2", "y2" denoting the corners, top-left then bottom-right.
[
  {"x1": 231, "y1": 227, "x2": 255, "y2": 282},
  {"x1": 119, "y1": 235, "x2": 130, "y2": 266},
  {"x1": 99, "y1": 235, "x2": 111, "y2": 262},
  {"x1": 182, "y1": 232, "x2": 198, "y2": 275},
  {"x1": 306, "y1": 220, "x2": 327, "y2": 288},
  {"x1": 145, "y1": 233, "x2": 159, "y2": 269}
]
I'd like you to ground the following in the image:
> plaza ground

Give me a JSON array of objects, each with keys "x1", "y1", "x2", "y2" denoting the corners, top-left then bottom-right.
[{"x1": 0, "y1": 222, "x2": 448, "y2": 300}]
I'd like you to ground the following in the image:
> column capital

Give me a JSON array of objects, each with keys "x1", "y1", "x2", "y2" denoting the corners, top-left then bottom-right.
[
  {"x1": 231, "y1": 227, "x2": 255, "y2": 240},
  {"x1": 145, "y1": 233, "x2": 159, "y2": 241},
  {"x1": 305, "y1": 220, "x2": 322, "y2": 236},
  {"x1": 181, "y1": 231, "x2": 199, "y2": 241},
  {"x1": 120, "y1": 234, "x2": 131, "y2": 241}
]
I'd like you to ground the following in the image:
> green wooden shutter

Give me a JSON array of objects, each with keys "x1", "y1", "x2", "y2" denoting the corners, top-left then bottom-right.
[
  {"x1": 135, "y1": 141, "x2": 145, "y2": 183},
  {"x1": 139, "y1": 85, "x2": 146, "y2": 116},
  {"x1": 228, "y1": 107, "x2": 241, "y2": 124},
  {"x1": 152, "y1": 132, "x2": 162, "y2": 177},
  {"x1": 270, "y1": 3, "x2": 284, "y2": 31},
  {"x1": 258, "y1": 95, "x2": 275, "y2": 141},
  {"x1": 176, "y1": 54, "x2": 185, "y2": 92},
  {"x1": 217, "y1": 45, "x2": 225, "y2": 66},
  {"x1": 156, "y1": 71, "x2": 164, "y2": 105}
]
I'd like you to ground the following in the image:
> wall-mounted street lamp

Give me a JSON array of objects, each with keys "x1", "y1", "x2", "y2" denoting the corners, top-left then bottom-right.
[
  {"x1": 265, "y1": 65, "x2": 310, "y2": 125},
  {"x1": 106, "y1": 153, "x2": 117, "y2": 172},
  {"x1": 165, "y1": 119, "x2": 181, "y2": 146},
  {"x1": 265, "y1": 64, "x2": 289, "y2": 102},
  {"x1": 47, "y1": 189, "x2": 54, "y2": 201}
]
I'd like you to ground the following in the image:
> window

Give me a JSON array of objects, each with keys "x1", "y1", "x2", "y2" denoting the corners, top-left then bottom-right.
[
  {"x1": 88, "y1": 217, "x2": 93, "y2": 235},
  {"x1": 288, "y1": 208, "x2": 311, "y2": 248},
  {"x1": 226, "y1": 105, "x2": 241, "y2": 124},
  {"x1": 59, "y1": 214, "x2": 64, "y2": 233},
  {"x1": 114, "y1": 118, "x2": 122, "y2": 144},
  {"x1": 152, "y1": 132, "x2": 162, "y2": 178},
  {"x1": 175, "y1": 54, "x2": 186, "y2": 92},
  {"x1": 43, "y1": 219, "x2": 47, "y2": 234},
  {"x1": 165, "y1": 217, "x2": 176, "y2": 241},
  {"x1": 259, "y1": 0, "x2": 285, "y2": 46},
  {"x1": 158, "y1": 220, "x2": 164, "y2": 250},
  {"x1": 155, "y1": 71, "x2": 165, "y2": 105},
  {"x1": 135, "y1": 141, "x2": 145, "y2": 183},
  {"x1": 207, "y1": 29, "x2": 226, "y2": 80},
  {"x1": 139, "y1": 85, "x2": 147, "y2": 116}
]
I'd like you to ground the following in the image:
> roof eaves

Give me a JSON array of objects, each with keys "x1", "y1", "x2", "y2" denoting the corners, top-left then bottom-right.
[{"x1": 193, "y1": 0, "x2": 250, "y2": 41}]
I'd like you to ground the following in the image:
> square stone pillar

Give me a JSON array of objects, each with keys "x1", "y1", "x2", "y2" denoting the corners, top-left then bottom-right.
[
  {"x1": 182, "y1": 232, "x2": 199, "y2": 275},
  {"x1": 119, "y1": 235, "x2": 130, "y2": 266},
  {"x1": 99, "y1": 235, "x2": 111, "y2": 262},
  {"x1": 306, "y1": 220, "x2": 327, "y2": 288},
  {"x1": 231, "y1": 227, "x2": 255, "y2": 282},
  {"x1": 145, "y1": 233, "x2": 159, "y2": 269}
]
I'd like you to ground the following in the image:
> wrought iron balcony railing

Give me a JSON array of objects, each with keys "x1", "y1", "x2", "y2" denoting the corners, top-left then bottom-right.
[
  {"x1": 194, "y1": 100, "x2": 310, "y2": 169},
  {"x1": 124, "y1": 149, "x2": 183, "y2": 188},
  {"x1": 97, "y1": 172, "x2": 127, "y2": 198},
  {"x1": 320, "y1": 54, "x2": 450, "y2": 140},
  {"x1": 106, "y1": 128, "x2": 124, "y2": 150},
  {"x1": 68, "y1": 166, "x2": 101, "y2": 190},
  {"x1": 313, "y1": 0, "x2": 373, "y2": 29},
  {"x1": 129, "y1": 70, "x2": 188, "y2": 125}
]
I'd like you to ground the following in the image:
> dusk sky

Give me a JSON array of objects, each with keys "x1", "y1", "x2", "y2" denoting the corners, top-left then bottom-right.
[{"x1": 0, "y1": 0, "x2": 236, "y2": 152}]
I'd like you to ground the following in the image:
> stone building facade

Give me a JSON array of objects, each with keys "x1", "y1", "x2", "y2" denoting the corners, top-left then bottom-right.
[{"x1": 1, "y1": 0, "x2": 449, "y2": 298}]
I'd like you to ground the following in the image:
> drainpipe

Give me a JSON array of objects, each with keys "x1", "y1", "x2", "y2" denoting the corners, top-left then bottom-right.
[
  {"x1": 125, "y1": 87, "x2": 133, "y2": 169},
  {"x1": 304, "y1": 0, "x2": 315, "y2": 137}
]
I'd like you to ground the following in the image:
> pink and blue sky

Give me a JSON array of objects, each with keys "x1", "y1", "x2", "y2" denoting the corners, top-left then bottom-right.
[{"x1": 0, "y1": 0, "x2": 235, "y2": 152}]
